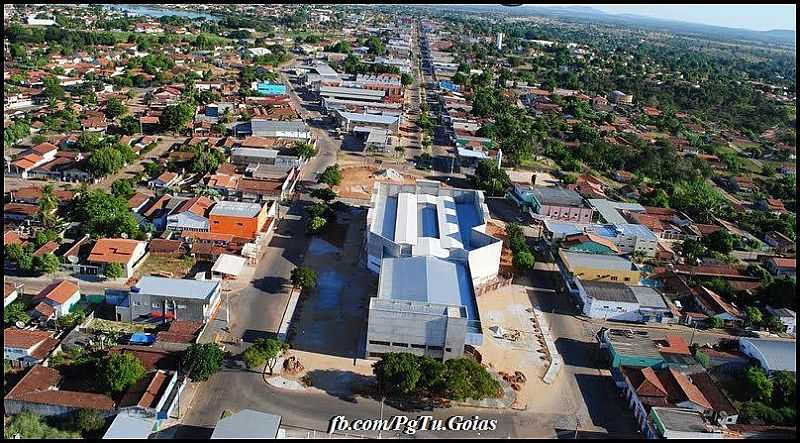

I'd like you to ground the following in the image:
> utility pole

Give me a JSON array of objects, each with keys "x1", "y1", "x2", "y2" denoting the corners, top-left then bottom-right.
[{"x1": 377, "y1": 395, "x2": 385, "y2": 439}]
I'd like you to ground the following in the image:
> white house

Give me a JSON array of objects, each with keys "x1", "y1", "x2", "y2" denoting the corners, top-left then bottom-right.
[
  {"x1": 4, "y1": 328, "x2": 61, "y2": 368},
  {"x1": 148, "y1": 171, "x2": 181, "y2": 190},
  {"x1": 766, "y1": 307, "x2": 796, "y2": 336},
  {"x1": 4, "y1": 281, "x2": 20, "y2": 307},
  {"x1": 32, "y1": 280, "x2": 81, "y2": 318},
  {"x1": 88, "y1": 238, "x2": 148, "y2": 278}
]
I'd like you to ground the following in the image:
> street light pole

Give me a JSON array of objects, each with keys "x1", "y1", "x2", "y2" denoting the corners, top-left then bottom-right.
[{"x1": 377, "y1": 395, "x2": 385, "y2": 439}]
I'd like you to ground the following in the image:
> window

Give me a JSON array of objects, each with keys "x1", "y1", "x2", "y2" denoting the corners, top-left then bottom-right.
[
  {"x1": 391, "y1": 342, "x2": 409, "y2": 348},
  {"x1": 369, "y1": 340, "x2": 390, "y2": 346},
  {"x1": 610, "y1": 276, "x2": 618, "y2": 281},
  {"x1": 369, "y1": 352, "x2": 384, "y2": 358},
  {"x1": 445, "y1": 348, "x2": 452, "y2": 352},
  {"x1": 410, "y1": 344, "x2": 425, "y2": 349},
  {"x1": 428, "y1": 345, "x2": 443, "y2": 351},
  {"x1": 624, "y1": 277, "x2": 630, "y2": 282},
  {"x1": 152, "y1": 303, "x2": 160, "y2": 308},
  {"x1": 177, "y1": 304, "x2": 187, "y2": 309}
]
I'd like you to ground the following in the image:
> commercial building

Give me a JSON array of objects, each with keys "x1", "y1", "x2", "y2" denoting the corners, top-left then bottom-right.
[
  {"x1": 558, "y1": 250, "x2": 642, "y2": 293},
  {"x1": 319, "y1": 85, "x2": 386, "y2": 103},
  {"x1": 209, "y1": 200, "x2": 273, "y2": 240},
  {"x1": 250, "y1": 82, "x2": 287, "y2": 96},
  {"x1": 598, "y1": 329, "x2": 697, "y2": 371},
  {"x1": 364, "y1": 181, "x2": 502, "y2": 360},
  {"x1": 211, "y1": 409, "x2": 285, "y2": 439},
  {"x1": 237, "y1": 120, "x2": 310, "y2": 139},
  {"x1": 544, "y1": 220, "x2": 659, "y2": 258},
  {"x1": 122, "y1": 276, "x2": 222, "y2": 323},
  {"x1": 335, "y1": 111, "x2": 400, "y2": 133},
  {"x1": 575, "y1": 280, "x2": 673, "y2": 322}
]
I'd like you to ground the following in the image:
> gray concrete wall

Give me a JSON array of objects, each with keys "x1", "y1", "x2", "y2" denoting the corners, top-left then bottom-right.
[{"x1": 366, "y1": 307, "x2": 466, "y2": 361}]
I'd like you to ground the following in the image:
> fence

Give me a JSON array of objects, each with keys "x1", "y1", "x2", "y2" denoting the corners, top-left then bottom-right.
[{"x1": 474, "y1": 272, "x2": 513, "y2": 297}]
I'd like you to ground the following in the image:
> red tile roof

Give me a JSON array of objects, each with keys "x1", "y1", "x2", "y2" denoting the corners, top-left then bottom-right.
[
  {"x1": 89, "y1": 238, "x2": 143, "y2": 264},
  {"x1": 3, "y1": 328, "x2": 52, "y2": 349},
  {"x1": 767, "y1": 257, "x2": 796, "y2": 269},
  {"x1": 4, "y1": 281, "x2": 18, "y2": 299},
  {"x1": 4, "y1": 365, "x2": 115, "y2": 411},
  {"x1": 36, "y1": 280, "x2": 80, "y2": 305}
]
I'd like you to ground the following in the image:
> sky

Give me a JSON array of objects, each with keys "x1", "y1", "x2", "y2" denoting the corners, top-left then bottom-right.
[{"x1": 527, "y1": 4, "x2": 797, "y2": 31}]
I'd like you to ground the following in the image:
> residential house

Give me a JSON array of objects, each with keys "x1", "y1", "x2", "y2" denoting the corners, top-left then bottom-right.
[
  {"x1": 4, "y1": 328, "x2": 61, "y2": 368},
  {"x1": 5, "y1": 281, "x2": 20, "y2": 307},
  {"x1": 561, "y1": 233, "x2": 620, "y2": 255},
  {"x1": 507, "y1": 185, "x2": 593, "y2": 223},
  {"x1": 763, "y1": 257, "x2": 795, "y2": 279},
  {"x1": 165, "y1": 196, "x2": 213, "y2": 233},
  {"x1": 692, "y1": 286, "x2": 743, "y2": 328},
  {"x1": 756, "y1": 198, "x2": 786, "y2": 214},
  {"x1": 4, "y1": 364, "x2": 115, "y2": 417},
  {"x1": 575, "y1": 280, "x2": 673, "y2": 323},
  {"x1": 765, "y1": 307, "x2": 796, "y2": 336},
  {"x1": 31, "y1": 280, "x2": 81, "y2": 320},
  {"x1": 764, "y1": 231, "x2": 795, "y2": 253},
  {"x1": 88, "y1": 238, "x2": 148, "y2": 278},
  {"x1": 558, "y1": 250, "x2": 642, "y2": 294},
  {"x1": 148, "y1": 171, "x2": 181, "y2": 190}
]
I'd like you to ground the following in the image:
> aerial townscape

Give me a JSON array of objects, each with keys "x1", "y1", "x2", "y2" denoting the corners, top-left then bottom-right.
[{"x1": 2, "y1": 2, "x2": 797, "y2": 440}]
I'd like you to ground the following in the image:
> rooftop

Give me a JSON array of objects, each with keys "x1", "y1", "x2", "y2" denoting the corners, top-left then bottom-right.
[
  {"x1": 377, "y1": 256, "x2": 477, "y2": 321},
  {"x1": 89, "y1": 238, "x2": 144, "y2": 264},
  {"x1": 133, "y1": 277, "x2": 220, "y2": 302},
  {"x1": 211, "y1": 409, "x2": 282, "y2": 439},
  {"x1": 529, "y1": 186, "x2": 585, "y2": 207},
  {"x1": 337, "y1": 111, "x2": 399, "y2": 125},
  {"x1": 740, "y1": 338, "x2": 796, "y2": 372},
  {"x1": 209, "y1": 201, "x2": 263, "y2": 218},
  {"x1": 588, "y1": 199, "x2": 646, "y2": 225},
  {"x1": 560, "y1": 250, "x2": 639, "y2": 272}
]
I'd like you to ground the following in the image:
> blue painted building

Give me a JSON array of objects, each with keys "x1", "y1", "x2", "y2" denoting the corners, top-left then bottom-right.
[
  {"x1": 438, "y1": 80, "x2": 460, "y2": 93},
  {"x1": 252, "y1": 82, "x2": 287, "y2": 96}
]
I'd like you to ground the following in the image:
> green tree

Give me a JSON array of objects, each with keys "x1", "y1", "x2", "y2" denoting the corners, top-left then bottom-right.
[
  {"x1": 305, "y1": 202, "x2": 329, "y2": 219},
  {"x1": 111, "y1": 179, "x2": 136, "y2": 199},
  {"x1": 707, "y1": 317, "x2": 724, "y2": 329},
  {"x1": 42, "y1": 75, "x2": 65, "y2": 101},
  {"x1": 161, "y1": 102, "x2": 196, "y2": 133},
  {"x1": 772, "y1": 371, "x2": 796, "y2": 406},
  {"x1": 441, "y1": 358, "x2": 502, "y2": 401},
  {"x1": 4, "y1": 411, "x2": 79, "y2": 439},
  {"x1": 703, "y1": 230, "x2": 736, "y2": 255},
  {"x1": 33, "y1": 253, "x2": 60, "y2": 275},
  {"x1": 57, "y1": 311, "x2": 87, "y2": 329},
  {"x1": 763, "y1": 315, "x2": 786, "y2": 333},
  {"x1": 290, "y1": 266, "x2": 317, "y2": 290},
  {"x1": 318, "y1": 164, "x2": 343, "y2": 186},
  {"x1": 671, "y1": 180, "x2": 727, "y2": 224},
  {"x1": 105, "y1": 97, "x2": 128, "y2": 119},
  {"x1": 306, "y1": 215, "x2": 328, "y2": 234},
  {"x1": 473, "y1": 159, "x2": 510, "y2": 196},
  {"x1": 104, "y1": 262, "x2": 124, "y2": 279},
  {"x1": 99, "y1": 352, "x2": 146, "y2": 393},
  {"x1": 119, "y1": 115, "x2": 140, "y2": 135},
  {"x1": 253, "y1": 338, "x2": 288, "y2": 376},
  {"x1": 292, "y1": 142, "x2": 317, "y2": 159},
  {"x1": 310, "y1": 187, "x2": 337, "y2": 203},
  {"x1": 72, "y1": 190, "x2": 140, "y2": 239},
  {"x1": 744, "y1": 307, "x2": 764, "y2": 329},
  {"x1": 745, "y1": 366, "x2": 774, "y2": 402},
  {"x1": 71, "y1": 409, "x2": 106, "y2": 434},
  {"x1": 373, "y1": 352, "x2": 422, "y2": 396},
  {"x1": 87, "y1": 146, "x2": 126, "y2": 177},
  {"x1": 680, "y1": 238, "x2": 707, "y2": 264},
  {"x1": 4, "y1": 301, "x2": 31, "y2": 326},
  {"x1": 693, "y1": 350, "x2": 711, "y2": 368},
  {"x1": 182, "y1": 343, "x2": 225, "y2": 382},
  {"x1": 242, "y1": 345, "x2": 267, "y2": 369},
  {"x1": 513, "y1": 249, "x2": 535, "y2": 271}
]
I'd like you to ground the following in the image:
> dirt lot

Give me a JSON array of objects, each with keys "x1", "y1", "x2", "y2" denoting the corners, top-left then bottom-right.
[
  {"x1": 476, "y1": 284, "x2": 550, "y2": 410},
  {"x1": 332, "y1": 165, "x2": 418, "y2": 200}
]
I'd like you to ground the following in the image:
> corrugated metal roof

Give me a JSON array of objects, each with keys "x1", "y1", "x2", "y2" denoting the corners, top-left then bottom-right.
[
  {"x1": 211, "y1": 410, "x2": 281, "y2": 439},
  {"x1": 209, "y1": 201, "x2": 263, "y2": 218},
  {"x1": 134, "y1": 277, "x2": 219, "y2": 301}
]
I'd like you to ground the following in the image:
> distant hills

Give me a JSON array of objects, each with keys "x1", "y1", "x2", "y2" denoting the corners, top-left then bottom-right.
[{"x1": 425, "y1": 4, "x2": 796, "y2": 47}]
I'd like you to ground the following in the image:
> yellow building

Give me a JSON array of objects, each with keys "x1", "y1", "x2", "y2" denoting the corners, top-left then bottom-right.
[{"x1": 558, "y1": 249, "x2": 641, "y2": 284}]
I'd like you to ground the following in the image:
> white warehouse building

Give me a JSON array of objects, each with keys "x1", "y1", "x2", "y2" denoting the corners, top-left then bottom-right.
[{"x1": 364, "y1": 181, "x2": 502, "y2": 360}]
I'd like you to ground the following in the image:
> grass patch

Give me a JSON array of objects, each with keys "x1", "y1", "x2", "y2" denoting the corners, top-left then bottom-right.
[
  {"x1": 136, "y1": 254, "x2": 196, "y2": 279},
  {"x1": 87, "y1": 318, "x2": 157, "y2": 334}
]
